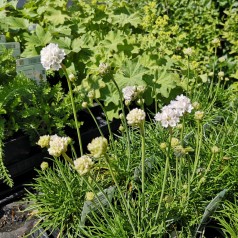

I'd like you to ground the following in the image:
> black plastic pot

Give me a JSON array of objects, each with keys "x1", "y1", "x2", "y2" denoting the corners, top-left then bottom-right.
[{"x1": 4, "y1": 135, "x2": 31, "y2": 166}]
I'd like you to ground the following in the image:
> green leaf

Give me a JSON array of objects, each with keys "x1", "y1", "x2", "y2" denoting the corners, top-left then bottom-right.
[
  {"x1": 52, "y1": 37, "x2": 71, "y2": 53},
  {"x1": 5, "y1": 17, "x2": 29, "y2": 29},
  {"x1": 114, "y1": 58, "x2": 148, "y2": 89},
  {"x1": 110, "y1": 12, "x2": 141, "y2": 28},
  {"x1": 72, "y1": 34, "x2": 94, "y2": 53},
  {"x1": 100, "y1": 30, "x2": 125, "y2": 53},
  {"x1": 35, "y1": 25, "x2": 52, "y2": 45},
  {"x1": 44, "y1": 9, "x2": 70, "y2": 26}
]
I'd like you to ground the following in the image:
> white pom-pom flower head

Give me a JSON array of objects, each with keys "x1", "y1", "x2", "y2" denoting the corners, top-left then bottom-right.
[
  {"x1": 126, "y1": 108, "x2": 146, "y2": 127},
  {"x1": 40, "y1": 43, "x2": 66, "y2": 71}
]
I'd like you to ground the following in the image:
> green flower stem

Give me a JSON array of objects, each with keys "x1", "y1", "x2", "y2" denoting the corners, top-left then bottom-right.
[
  {"x1": 88, "y1": 173, "x2": 116, "y2": 216},
  {"x1": 155, "y1": 128, "x2": 172, "y2": 222},
  {"x1": 111, "y1": 78, "x2": 131, "y2": 171},
  {"x1": 62, "y1": 152, "x2": 74, "y2": 166},
  {"x1": 95, "y1": 99, "x2": 115, "y2": 148},
  {"x1": 190, "y1": 120, "x2": 202, "y2": 182},
  {"x1": 61, "y1": 64, "x2": 83, "y2": 156},
  {"x1": 197, "y1": 153, "x2": 215, "y2": 191},
  {"x1": 208, "y1": 47, "x2": 217, "y2": 100},
  {"x1": 105, "y1": 154, "x2": 137, "y2": 237},
  {"x1": 140, "y1": 123, "x2": 146, "y2": 220},
  {"x1": 186, "y1": 56, "x2": 190, "y2": 97},
  {"x1": 207, "y1": 76, "x2": 221, "y2": 112},
  {"x1": 86, "y1": 106, "x2": 104, "y2": 137}
]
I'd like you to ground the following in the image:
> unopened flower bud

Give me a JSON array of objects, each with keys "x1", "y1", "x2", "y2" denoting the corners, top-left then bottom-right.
[
  {"x1": 86, "y1": 192, "x2": 95, "y2": 201},
  {"x1": 125, "y1": 100, "x2": 131, "y2": 106},
  {"x1": 119, "y1": 125, "x2": 125, "y2": 132},
  {"x1": 176, "y1": 124, "x2": 183, "y2": 129},
  {"x1": 218, "y1": 71, "x2": 224, "y2": 78},
  {"x1": 208, "y1": 72, "x2": 214, "y2": 77},
  {"x1": 192, "y1": 102, "x2": 200, "y2": 110},
  {"x1": 225, "y1": 77, "x2": 229, "y2": 81},
  {"x1": 183, "y1": 47, "x2": 193, "y2": 56},
  {"x1": 40, "y1": 161, "x2": 49, "y2": 171},
  {"x1": 82, "y1": 102, "x2": 88, "y2": 108},
  {"x1": 212, "y1": 38, "x2": 220, "y2": 47},
  {"x1": 194, "y1": 111, "x2": 204, "y2": 120},
  {"x1": 218, "y1": 56, "x2": 226, "y2": 62},
  {"x1": 171, "y1": 137, "x2": 180, "y2": 147},
  {"x1": 160, "y1": 142, "x2": 167, "y2": 150},
  {"x1": 88, "y1": 90, "x2": 95, "y2": 99},
  {"x1": 211, "y1": 146, "x2": 220, "y2": 154},
  {"x1": 69, "y1": 73, "x2": 76, "y2": 82}
]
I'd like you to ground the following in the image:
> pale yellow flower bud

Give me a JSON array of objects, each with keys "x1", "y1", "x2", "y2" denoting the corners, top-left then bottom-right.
[
  {"x1": 212, "y1": 38, "x2": 220, "y2": 47},
  {"x1": 194, "y1": 111, "x2": 204, "y2": 120},
  {"x1": 208, "y1": 72, "x2": 214, "y2": 77},
  {"x1": 119, "y1": 125, "x2": 125, "y2": 132},
  {"x1": 88, "y1": 90, "x2": 95, "y2": 99},
  {"x1": 86, "y1": 192, "x2": 95, "y2": 201},
  {"x1": 192, "y1": 102, "x2": 200, "y2": 110},
  {"x1": 160, "y1": 142, "x2": 167, "y2": 150},
  {"x1": 218, "y1": 56, "x2": 226, "y2": 62},
  {"x1": 218, "y1": 71, "x2": 224, "y2": 78},
  {"x1": 87, "y1": 137, "x2": 108, "y2": 158},
  {"x1": 171, "y1": 137, "x2": 180, "y2": 147},
  {"x1": 225, "y1": 77, "x2": 229, "y2": 81},
  {"x1": 37, "y1": 135, "x2": 50, "y2": 148},
  {"x1": 82, "y1": 102, "x2": 88, "y2": 108},
  {"x1": 183, "y1": 47, "x2": 193, "y2": 56},
  {"x1": 40, "y1": 161, "x2": 49, "y2": 171},
  {"x1": 69, "y1": 73, "x2": 76, "y2": 82},
  {"x1": 211, "y1": 146, "x2": 220, "y2": 153}
]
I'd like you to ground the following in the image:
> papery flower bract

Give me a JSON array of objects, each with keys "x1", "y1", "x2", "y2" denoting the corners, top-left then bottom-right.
[
  {"x1": 40, "y1": 43, "x2": 65, "y2": 71},
  {"x1": 87, "y1": 136, "x2": 108, "y2": 158},
  {"x1": 74, "y1": 155, "x2": 94, "y2": 175},
  {"x1": 154, "y1": 106, "x2": 180, "y2": 128},
  {"x1": 122, "y1": 86, "x2": 137, "y2": 101},
  {"x1": 48, "y1": 135, "x2": 71, "y2": 157},
  {"x1": 126, "y1": 108, "x2": 146, "y2": 127},
  {"x1": 37, "y1": 135, "x2": 50, "y2": 148}
]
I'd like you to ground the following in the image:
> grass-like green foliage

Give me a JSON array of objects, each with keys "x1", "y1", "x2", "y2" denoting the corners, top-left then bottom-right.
[
  {"x1": 216, "y1": 199, "x2": 238, "y2": 237},
  {"x1": 25, "y1": 83, "x2": 238, "y2": 237},
  {"x1": 0, "y1": 0, "x2": 237, "y2": 235}
]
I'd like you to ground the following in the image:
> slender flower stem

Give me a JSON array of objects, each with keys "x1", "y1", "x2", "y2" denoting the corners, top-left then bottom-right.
[
  {"x1": 155, "y1": 128, "x2": 172, "y2": 222},
  {"x1": 140, "y1": 123, "x2": 146, "y2": 220},
  {"x1": 186, "y1": 56, "x2": 190, "y2": 97},
  {"x1": 95, "y1": 99, "x2": 115, "y2": 149},
  {"x1": 196, "y1": 153, "x2": 215, "y2": 191},
  {"x1": 61, "y1": 64, "x2": 83, "y2": 156},
  {"x1": 111, "y1": 78, "x2": 131, "y2": 170},
  {"x1": 190, "y1": 121, "x2": 202, "y2": 182},
  {"x1": 208, "y1": 47, "x2": 217, "y2": 100},
  {"x1": 86, "y1": 106, "x2": 104, "y2": 137},
  {"x1": 62, "y1": 152, "x2": 74, "y2": 166},
  {"x1": 105, "y1": 154, "x2": 137, "y2": 237}
]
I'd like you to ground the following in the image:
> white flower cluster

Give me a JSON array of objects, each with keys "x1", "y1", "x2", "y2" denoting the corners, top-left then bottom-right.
[
  {"x1": 122, "y1": 85, "x2": 146, "y2": 103},
  {"x1": 87, "y1": 136, "x2": 108, "y2": 158},
  {"x1": 74, "y1": 155, "x2": 94, "y2": 176},
  {"x1": 154, "y1": 94, "x2": 193, "y2": 128},
  {"x1": 98, "y1": 62, "x2": 110, "y2": 75},
  {"x1": 126, "y1": 108, "x2": 146, "y2": 127},
  {"x1": 40, "y1": 43, "x2": 66, "y2": 71},
  {"x1": 48, "y1": 135, "x2": 71, "y2": 157},
  {"x1": 183, "y1": 47, "x2": 193, "y2": 56}
]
